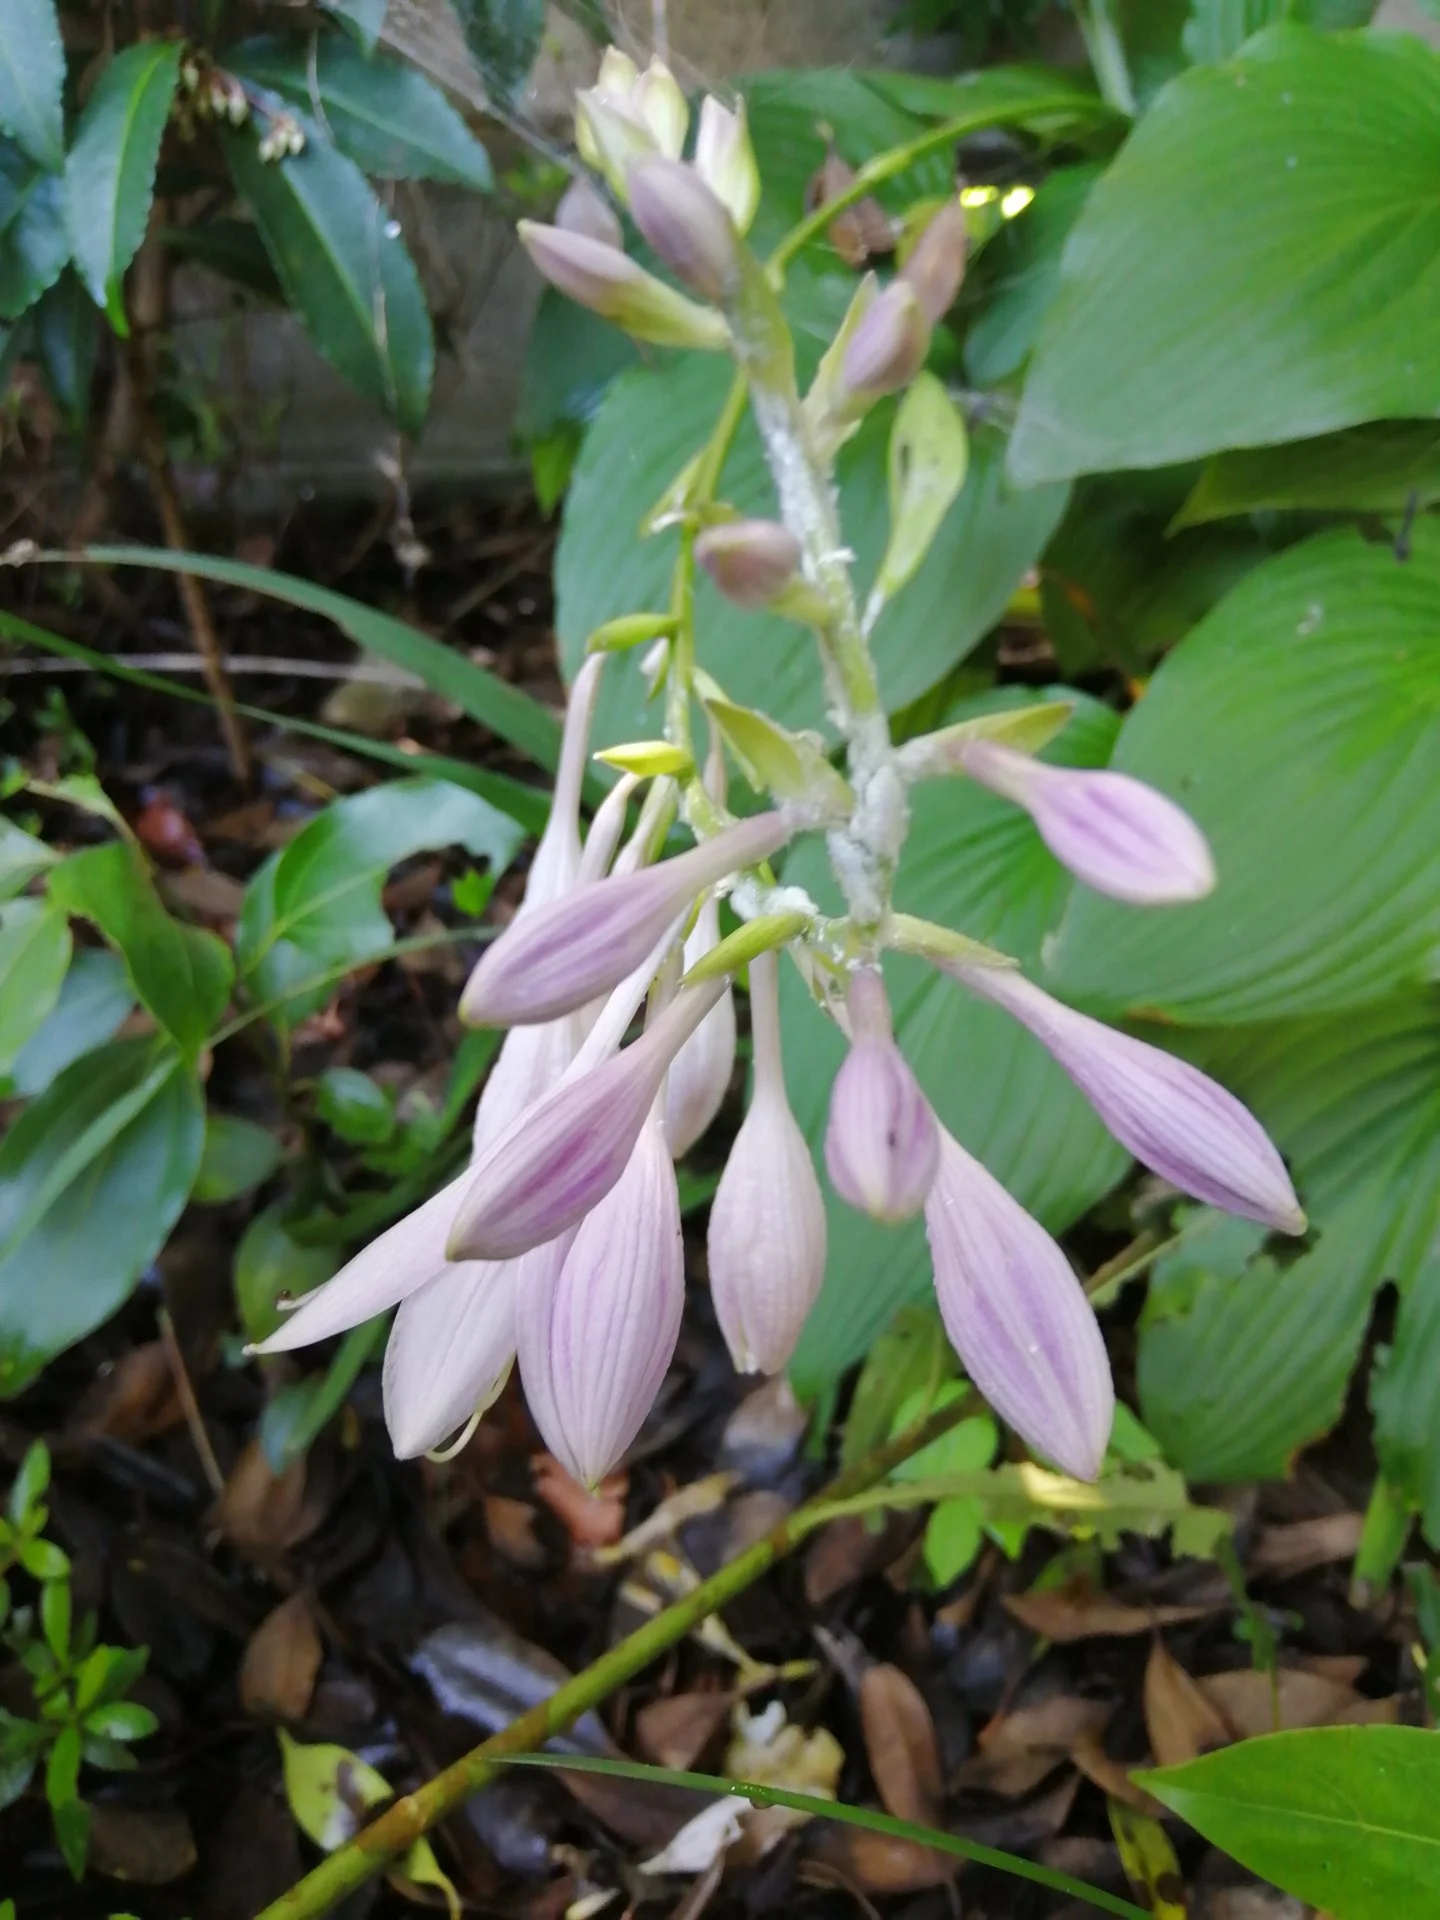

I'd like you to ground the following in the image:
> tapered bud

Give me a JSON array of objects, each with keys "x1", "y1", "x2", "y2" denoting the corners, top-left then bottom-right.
[
  {"x1": 595, "y1": 46, "x2": 640, "y2": 95},
  {"x1": 824, "y1": 969, "x2": 939, "y2": 1222},
  {"x1": 694, "y1": 95, "x2": 760, "y2": 234},
  {"x1": 707, "y1": 952, "x2": 826, "y2": 1373},
  {"x1": 630, "y1": 58, "x2": 688, "y2": 159},
  {"x1": 517, "y1": 1118, "x2": 683, "y2": 1486},
  {"x1": 555, "y1": 176, "x2": 623, "y2": 250},
  {"x1": 665, "y1": 895, "x2": 736, "y2": 1156},
  {"x1": 448, "y1": 978, "x2": 728, "y2": 1260},
  {"x1": 839, "y1": 280, "x2": 931, "y2": 399},
  {"x1": 926, "y1": 1126, "x2": 1114, "y2": 1481},
  {"x1": 951, "y1": 966, "x2": 1307, "y2": 1234},
  {"x1": 460, "y1": 811, "x2": 791, "y2": 1027},
  {"x1": 695, "y1": 519, "x2": 803, "y2": 609},
  {"x1": 517, "y1": 222, "x2": 729, "y2": 351},
  {"x1": 575, "y1": 89, "x2": 655, "y2": 198},
  {"x1": 627, "y1": 154, "x2": 738, "y2": 302},
  {"x1": 472, "y1": 1014, "x2": 579, "y2": 1157},
  {"x1": 959, "y1": 741, "x2": 1216, "y2": 905},
  {"x1": 900, "y1": 200, "x2": 968, "y2": 323},
  {"x1": 383, "y1": 1252, "x2": 522, "y2": 1458},
  {"x1": 526, "y1": 652, "x2": 604, "y2": 909}
]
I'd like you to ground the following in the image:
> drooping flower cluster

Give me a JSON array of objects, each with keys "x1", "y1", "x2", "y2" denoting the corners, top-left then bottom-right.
[{"x1": 257, "y1": 49, "x2": 1307, "y2": 1491}]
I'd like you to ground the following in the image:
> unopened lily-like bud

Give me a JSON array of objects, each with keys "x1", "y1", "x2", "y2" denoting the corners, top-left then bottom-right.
[
  {"x1": 526, "y1": 652, "x2": 604, "y2": 910},
  {"x1": 824, "y1": 968, "x2": 939, "y2": 1222},
  {"x1": 555, "y1": 175, "x2": 623, "y2": 250},
  {"x1": 517, "y1": 1116, "x2": 684, "y2": 1486},
  {"x1": 630, "y1": 57, "x2": 688, "y2": 159},
  {"x1": 575, "y1": 88, "x2": 654, "y2": 198},
  {"x1": 900, "y1": 200, "x2": 968, "y2": 323},
  {"x1": 950, "y1": 965, "x2": 1307, "y2": 1234},
  {"x1": 840, "y1": 280, "x2": 931, "y2": 400},
  {"x1": 460, "y1": 810, "x2": 791, "y2": 1028},
  {"x1": 627, "y1": 154, "x2": 738, "y2": 302},
  {"x1": 517, "y1": 222, "x2": 729, "y2": 351},
  {"x1": 959, "y1": 741, "x2": 1216, "y2": 905},
  {"x1": 695, "y1": 519, "x2": 802, "y2": 610},
  {"x1": 708, "y1": 951, "x2": 826, "y2": 1373},
  {"x1": 665, "y1": 895, "x2": 737, "y2": 1156},
  {"x1": 383, "y1": 1251, "x2": 523, "y2": 1458},
  {"x1": 694, "y1": 95, "x2": 760, "y2": 234},
  {"x1": 449, "y1": 978, "x2": 728, "y2": 1261},
  {"x1": 926, "y1": 1126, "x2": 1114, "y2": 1480}
]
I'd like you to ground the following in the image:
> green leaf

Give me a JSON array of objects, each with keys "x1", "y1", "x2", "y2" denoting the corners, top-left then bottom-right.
[
  {"x1": 315, "y1": 1066, "x2": 394, "y2": 1145},
  {"x1": 1142, "y1": 1726, "x2": 1440, "y2": 1919},
  {"x1": 0, "y1": 0, "x2": 65, "y2": 170},
  {"x1": 64, "y1": 40, "x2": 183, "y2": 331},
  {"x1": 450, "y1": 0, "x2": 545, "y2": 108},
  {"x1": 193, "y1": 1113, "x2": 283, "y2": 1204},
  {"x1": 81, "y1": 1701, "x2": 156, "y2": 1742},
  {"x1": 17, "y1": 1534, "x2": 68, "y2": 1579},
  {"x1": 1050, "y1": 526, "x2": 1440, "y2": 1021},
  {"x1": 74, "y1": 1644, "x2": 147, "y2": 1714},
  {"x1": 963, "y1": 164, "x2": 1100, "y2": 387},
  {"x1": 0, "y1": 1038, "x2": 204, "y2": 1397},
  {"x1": 1011, "y1": 27, "x2": 1440, "y2": 484},
  {"x1": 0, "y1": 1751, "x2": 34, "y2": 1814},
  {"x1": 839, "y1": 1305, "x2": 955, "y2": 1470},
  {"x1": 51, "y1": 1788, "x2": 90, "y2": 1881},
  {"x1": 0, "y1": 150, "x2": 68, "y2": 321},
  {"x1": 8, "y1": 949, "x2": 136, "y2": 1098},
  {"x1": 0, "y1": 897, "x2": 71, "y2": 1072},
  {"x1": 235, "y1": 775, "x2": 520, "y2": 1026},
  {"x1": 278, "y1": 1729, "x2": 391, "y2": 1851},
  {"x1": 0, "y1": 815, "x2": 58, "y2": 899},
  {"x1": 8, "y1": 1437, "x2": 49, "y2": 1520},
  {"x1": 1183, "y1": 0, "x2": 1375, "y2": 65},
  {"x1": 40, "y1": 1574, "x2": 69, "y2": 1659},
  {"x1": 234, "y1": 1206, "x2": 337, "y2": 1345},
  {"x1": 48, "y1": 840, "x2": 233, "y2": 1057},
  {"x1": 786, "y1": 695, "x2": 1130, "y2": 1392},
  {"x1": 31, "y1": 271, "x2": 97, "y2": 433},
  {"x1": 158, "y1": 217, "x2": 283, "y2": 298},
  {"x1": 259, "y1": 1315, "x2": 386, "y2": 1469},
  {"x1": 222, "y1": 119, "x2": 433, "y2": 434},
  {"x1": 322, "y1": 0, "x2": 389, "y2": 53},
  {"x1": 890, "y1": 1385, "x2": 998, "y2": 1586},
  {"x1": 229, "y1": 37, "x2": 492, "y2": 188},
  {"x1": 868, "y1": 371, "x2": 970, "y2": 624},
  {"x1": 1175, "y1": 421, "x2": 1440, "y2": 527},
  {"x1": 45, "y1": 1722, "x2": 80, "y2": 1809}
]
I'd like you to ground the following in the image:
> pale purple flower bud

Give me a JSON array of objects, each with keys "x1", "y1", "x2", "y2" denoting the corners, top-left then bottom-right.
[
  {"x1": 839, "y1": 280, "x2": 931, "y2": 400},
  {"x1": 448, "y1": 978, "x2": 728, "y2": 1261},
  {"x1": 574, "y1": 87, "x2": 655, "y2": 197},
  {"x1": 516, "y1": 221, "x2": 729, "y2": 352},
  {"x1": 926, "y1": 1126, "x2": 1114, "y2": 1481},
  {"x1": 951, "y1": 965, "x2": 1307, "y2": 1234},
  {"x1": 664, "y1": 895, "x2": 736, "y2": 1156},
  {"x1": 577, "y1": 772, "x2": 640, "y2": 885},
  {"x1": 824, "y1": 969, "x2": 939, "y2": 1222},
  {"x1": 899, "y1": 200, "x2": 968, "y2": 324},
  {"x1": 694, "y1": 519, "x2": 802, "y2": 610},
  {"x1": 694, "y1": 95, "x2": 759, "y2": 235},
  {"x1": 471, "y1": 1014, "x2": 580, "y2": 1158},
  {"x1": 626, "y1": 154, "x2": 738, "y2": 302},
  {"x1": 459, "y1": 811, "x2": 790, "y2": 1028},
  {"x1": 382, "y1": 1250, "x2": 523, "y2": 1458},
  {"x1": 525, "y1": 653, "x2": 604, "y2": 910},
  {"x1": 517, "y1": 1117, "x2": 684, "y2": 1486},
  {"x1": 707, "y1": 952, "x2": 825, "y2": 1373},
  {"x1": 555, "y1": 176, "x2": 623, "y2": 251},
  {"x1": 629, "y1": 58, "x2": 688, "y2": 160},
  {"x1": 958, "y1": 740, "x2": 1216, "y2": 906}
]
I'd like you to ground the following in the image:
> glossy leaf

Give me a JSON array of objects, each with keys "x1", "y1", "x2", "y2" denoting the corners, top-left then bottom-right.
[
  {"x1": 0, "y1": 1038, "x2": 203, "y2": 1398},
  {"x1": 0, "y1": 897, "x2": 71, "y2": 1072},
  {"x1": 1175, "y1": 421, "x2": 1440, "y2": 527},
  {"x1": 451, "y1": 0, "x2": 546, "y2": 108},
  {"x1": 8, "y1": 948, "x2": 135, "y2": 1098},
  {"x1": 65, "y1": 40, "x2": 183, "y2": 330},
  {"x1": 193, "y1": 1114, "x2": 283, "y2": 1205},
  {"x1": 0, "y1": 150, "x2": 67, "y2": 320},
  {"x1": 31, "y1": 271, "x2": 97, "y2": 431},
  {"x1": 222, "y1": 120, "x2": 433, "y2": 433},
  {"x1": 1143, "y1": 1726, "x2": 1440, "y2": 1918},
  {"x1": 0, "y1": 0, "x2": 64, "y2": 170},
  {"x1": 48, "y1": 840, "x2": 233, "y2": 1058},
  {"x1": 1051, "y1": 527, "x2": 1440, "y2": 1022},
  {"x1": 229, "y1": 37, "x2": 492, "y2": 188},
  {"x1": 1011, "y1": 28, "x2": 1440, "y2": 483}
]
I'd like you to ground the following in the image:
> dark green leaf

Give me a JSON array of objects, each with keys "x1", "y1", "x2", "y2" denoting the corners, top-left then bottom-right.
[
  {"x1": 315, "y1": 1066, "x2": 394, "y2": 1144},
  {"x1": 0, "y1": 151, "x2": 68, "y2": 321},
  {"x1": 0, "y1": 1747, "x2": 34, "y2": 1813},
  {"x1": 451, "y1": 0, "x2": 545, "y2": 108},
  {"x1": 229, "y1": 37, "x2": 492, "y2": 188},
  {"x1": 48, "y1": 840, "x2": 233, "y2": 1058},
  {"x1": 1012, "y1": 27, "x2": 1440, "y2": 483},
  {"x1": 0, "y1": 1038, "x2": 204, "y2": 1398},
  {"x1": 1175, "y1": 421, "x2": 1440, "y2": 527},
  {"x1": 260, "y1": 1315, "x2": 386, "y2": 1469},
  {"x1": 64, "y1": 41, "x2": 183, "y2": 331},
  {"x1": 51, "y1": 1784, "x2": 89, "y2": 1880},
  {"x1": 158, "y1": 219, "x2": 283, "y2": 299},
  {"x1": 1183, "y1": 0, "x2": 1376, "y2": 65},
  {"x1": 31, "y1": 271, "x2": 97, "y2": 432},
  {"x1": 0, "y1": 0, "x2": 64, "y2": 170},
  {"x1": 1143, "y1": 1726, "x2": 1440, "y2": 1918},
  {"x1": 8, "y1": 1438, "x2": 49, "y2": 1521},
  {"x1": 8, "y1": 949, "x2": 136, "y2": 1098},
  {"x1": 81, "y1": 1701, "x2": 156, "y2": 1742},
  {"x1": 40, "y1": 1575, "x2": 69, "y2": 1659},
  {"x1": 222, "y1": 118, "x2": 433, "y2": 433},
  {"x1": 193, "y1": 1113, "x2": 283, "y2": 1204},
  {"x1": 1050, "y1": 527, "x2": 1440, "y2": 1021},
  {"x1": 1373, "y1": 1249, "x2": 1440, "y2": 1545},
  {"x1": 321, "y1": 0, "x2": 389, "y2": 53},
  {"x1": 0, "y1": 897, "x2": 71, "y2": 1072},
  {"x1": 963, "y1": 164, "x2": 1099, "y2": 387},
  {"x1": 44, "y1": 1722, "x2": 80, "y2": 1808},
  {"x1": 234, "y1": 1206, "x2": 337, "y2": 1345}
]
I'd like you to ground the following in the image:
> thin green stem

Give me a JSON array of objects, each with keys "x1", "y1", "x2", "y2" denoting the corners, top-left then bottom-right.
[{"x1": 254, "y1": 1392, "x2": 979, "y2": 1920}]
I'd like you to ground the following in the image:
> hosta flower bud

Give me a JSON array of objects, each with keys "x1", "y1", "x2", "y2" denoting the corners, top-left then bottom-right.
[
  {"x1": 926, "y1": 1126, "x2": 1114, "y2": 1481},
  {"x1": 526, "y1": 652, "x2": 604, "y2": 910},
  {"x1": 630, "y1": 58, "x2": 688, "y2": 159},
  {"x1": 824, "y1": 969, "x2": 939, "y2": 1222},
  {"x1": 555, "y1": 176, "x2": 623, "y2": 251},
  {"x1": 959, "y1": 740, "x2": 1216, "y2": 906},
  {"x1": 694, "y1": 95, "x2": 760, "y2": 235},
  {"x1": 695, "y1": 519, "x2": 803, "y2": 610},
  {"x1": 665, "y1": 895, "x2": 736, "y2": 1156},
  {"x1": 517, "y1": 1116, "x2": 684, "y2": 1486},
  {"x1": 516, "y1": 222, "x2": 729, "y2": 352},
  {"x1": 951, "y1": 965, "x2": 1306, "y2": 1234},
  {"x1": 595, "y1": 46, "x2": 640, "y2": 95},
  {"x1": 383, "y1": 1251, "x2": 523, "y2": 1458},
  {"x1": 449, "y1": 978, "x2": 728, "y2": 1261},
  {"x1": 900, "y1": 200, "x2": 968, "y2": 323},
  {"x1": 460, "y1": 811, "x2": 791, "y2": 1028},
  {"x1": 575, "y1": 89, "x2": 654, "y2": 198},
  {"x1": 626, "y1": 154, "x2": 738, "y2": 302},
  {"x1": 472, "y1": 1015, "x2": 580, "y2": 1157},
  {"x1": 708, "y1": 952, "x2": 826, "y2": 1373},
  {"x1": 839, "y1": 280, "x2": 930, "y2": 400}
]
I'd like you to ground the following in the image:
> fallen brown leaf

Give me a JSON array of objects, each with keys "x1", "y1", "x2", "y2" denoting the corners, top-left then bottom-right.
[
  {"x1": 87, "y1": 1800, "x2": 197, "y2": 1884},
  {"x1": 1197, "y1": 1666, "x2": 1395, "y2": 1740},
  {"x1": 636, "y1": 1690, "x2": 736, "y2": 1772},
  {"x1": 1145, "y1": 1640, "x2": 1232, "y2": 1768},
  {"x1": 1248, "y1": 1512, "x2": 1365, "y2": 1579},
  {"x1": 1005, "y1": 1585, "x2": 1215, "y2": 1642},
  {"x1": 804, "y1": 1512, "x2": 918, "y2": 1606},
  {"x1": 859, "y1": 1664, "x2": 944, "y2": 1827},
  {"x1": 71, "y1": 1340, "x2": 184, "y2": 1444},
  {"x1": 807, "y1": 1822, "x2": 951, "y2": 1894},
  {"x1": 214, "y1": 1440, "x2": 326, "y2": 1556},
  {"x1": 239, "y1": 1591, "x2": 323, "y2": 1722},
  {"x1": 1070, "y1": 1728, "x2": 1167, "y2": 1817},
  {"x1": 959, "y1": 1696, "x2": 1112, "y2": 1796}
]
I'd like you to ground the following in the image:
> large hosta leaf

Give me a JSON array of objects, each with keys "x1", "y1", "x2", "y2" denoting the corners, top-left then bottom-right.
[
  {"x1": 1049, "y1": 527, "x2": 1440, "y2": 1023},
  {"x1": 1010, "y1": 26, "x2": 1440, "y2": 483}
]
